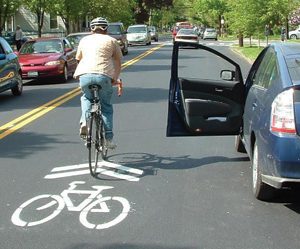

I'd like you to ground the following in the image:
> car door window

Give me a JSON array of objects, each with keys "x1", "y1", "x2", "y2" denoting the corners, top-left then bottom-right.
[
  {"x1": 63, "y1": 39, "x2": 72, "y2": 49},
  {"x1": 167, "y1": 42, "x2": 245, "y2": 136},
  {"x1": 0, "y1": 43, "x2": 5, "y2": 54},
  {"x1": 252, "y1": 50, "x2": 278, "y2": 89},
  {"x1": 1, "y1": 39, "x2": 13, "y2": 54}
]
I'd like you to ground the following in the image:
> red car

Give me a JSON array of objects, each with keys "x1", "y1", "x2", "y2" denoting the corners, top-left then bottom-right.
[{"x1": 18, "y1": 37, "x2": 77, "y2": 82}]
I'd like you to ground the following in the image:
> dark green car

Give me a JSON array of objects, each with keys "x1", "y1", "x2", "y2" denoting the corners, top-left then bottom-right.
[{"x1": 0, "y1": 37, "x2": 23, "y2": 96}]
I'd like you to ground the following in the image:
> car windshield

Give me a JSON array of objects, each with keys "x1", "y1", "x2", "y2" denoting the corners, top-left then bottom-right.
[
  {"x1": 177, "y1": 29, "x2": 196, "y2": 35},
  {"x1": 67, "y1": 34, "x2": 89, "y2": 47},
  {"x1": 108, "y1": 25, "x2": 122, "y2": 35},
  {"x1": 149, "y1": 26, "x2": 156, "y2": 32},
  {"x1": 127, "y1": 26, "x2": 146, "y2": 33},
  {"x1": 20, "y1": 40, "x2": 63, "y2": 54}
]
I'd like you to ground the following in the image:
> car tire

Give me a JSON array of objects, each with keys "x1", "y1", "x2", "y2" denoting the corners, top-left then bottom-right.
[
  {"x1": 252, "y1": 142, "x2": 276, "y2": 201},
  {"x1": 11, "y1": 73, "x2": 23, "y2": 96},
  {"x1": 60, "y1": 65, "x2": 68, "y2": 83},
  {"x1": 122, "y1": 44, "x2": 128, "y2": 55},
  {"x1": 235, "y1": 135, "x2": 246, "y2": 153},
  {"x1": 290, "y1": 34, "x2": 297, "y2": 39}
]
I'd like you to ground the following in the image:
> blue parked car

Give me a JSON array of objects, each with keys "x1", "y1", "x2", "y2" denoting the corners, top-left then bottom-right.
[
  {"x1": 0, "y1": 37, "x2": 23, "y2": 96},
  {"x1": 167, "y1": 41, "x2": 300, "y2": 201}
]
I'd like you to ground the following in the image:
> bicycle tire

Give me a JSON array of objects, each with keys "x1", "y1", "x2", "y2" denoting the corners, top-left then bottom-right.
[
  {"x1": 11, "y1": 195, "x2": 64, "y2": 227},
  {"x1": 79, "y1": 196, "x2": 130, "y2": 229},
  {"x1": 87, "y1": 113, "x2": 100, "y2": 177},
  {"x1": 100, "y1": 119, "x2": 108, "y2": 160}
]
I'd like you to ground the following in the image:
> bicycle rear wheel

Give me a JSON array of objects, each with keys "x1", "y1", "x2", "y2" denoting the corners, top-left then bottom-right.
[
  {"x1": 87, "y1": 113, "x2": 100, "y2": 177},
  {"x1": 100, "y1": 120, "x2": 108, "y2": 160}
]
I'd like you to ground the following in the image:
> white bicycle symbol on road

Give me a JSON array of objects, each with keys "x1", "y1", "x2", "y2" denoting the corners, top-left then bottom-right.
[{"x1": 11, "y1": 181, "x2": 130, "y2": 229}]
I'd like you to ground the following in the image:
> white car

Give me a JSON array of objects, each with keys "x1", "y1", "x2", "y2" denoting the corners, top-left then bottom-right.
[
  {"x1": 289, "y1": 28, "x2": 300, "y2": 39},
  {"x1": 127, "y1": 24, "x2": 151, "y2": 46},
  {"x1": 203, "y1": 28, "x2": 218, "y2": 40},
  {"x1": 174, "y1": 28, "x2": 199, "y2": 45}
]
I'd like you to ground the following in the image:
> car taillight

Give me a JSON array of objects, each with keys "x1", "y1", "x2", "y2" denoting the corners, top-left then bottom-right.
[{"x1": 270, "y1": 89, "x2": 296, "y2": 134}]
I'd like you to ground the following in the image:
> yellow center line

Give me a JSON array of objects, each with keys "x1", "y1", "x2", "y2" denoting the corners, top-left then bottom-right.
[{"x1": 0, "y1": 44, "x2": 165, "y2": 139}]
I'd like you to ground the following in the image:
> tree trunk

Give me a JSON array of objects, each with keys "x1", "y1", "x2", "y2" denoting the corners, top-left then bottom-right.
[{"x1": 238, "y1": 33, "x2": 243, "y2": 47}]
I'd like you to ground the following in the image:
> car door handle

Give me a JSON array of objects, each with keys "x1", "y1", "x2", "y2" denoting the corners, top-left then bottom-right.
[
  {"x1": 215, "y1": 88, "x2": 223, "y2": 92},
  {"x1": 252, "y1": 102, "x2": 258, "y2": 109}
]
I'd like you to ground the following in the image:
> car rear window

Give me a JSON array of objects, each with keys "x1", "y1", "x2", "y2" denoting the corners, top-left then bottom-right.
[{"x1": 108, "y1": 25, "x2": 122, "y2": 35}]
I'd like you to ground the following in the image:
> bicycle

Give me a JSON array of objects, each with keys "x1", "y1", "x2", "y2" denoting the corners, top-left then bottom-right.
[
  {"x1": 85, "y1": 84, "x2": 107, "y2": 177},
  {"x1": 85, "y1": 80, "x2": 122, "y2": 178},
  {"x1": 11, "y1": 181, "x2": 130, "y2": 229}
]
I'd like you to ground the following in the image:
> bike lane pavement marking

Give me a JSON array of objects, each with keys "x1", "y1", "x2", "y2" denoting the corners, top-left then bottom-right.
[
  {"x1": 0, "y1": 44, "x2": 165, "y2": 140},
  {"x1": 44, "y1": 162, "x2": 144, "y2": 181}
]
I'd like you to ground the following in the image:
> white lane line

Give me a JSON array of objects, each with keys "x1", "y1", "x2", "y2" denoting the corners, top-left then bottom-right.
[
  {"x1": 45, "y1": 169, "x2": 90, "y2": 179},
  {"x1": 100, "y1": 161, "x2": 143, "y2": 175}
]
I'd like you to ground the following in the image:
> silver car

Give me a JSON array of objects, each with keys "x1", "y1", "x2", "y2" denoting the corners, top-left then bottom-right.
[
  {"x1": 203, "y1": 28, "x2": 218, "y2": 40},
  {"x1": 127, "y1": 24, "x2": 151, "y2": 46},
  {"x1": 149, "y1": 26, "x2": 158, "y2": 42}
]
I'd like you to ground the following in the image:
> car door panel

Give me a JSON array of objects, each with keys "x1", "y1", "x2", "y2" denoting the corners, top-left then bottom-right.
[{"x1": 167, "y1": 42, "x2": 245, "y2": 137}]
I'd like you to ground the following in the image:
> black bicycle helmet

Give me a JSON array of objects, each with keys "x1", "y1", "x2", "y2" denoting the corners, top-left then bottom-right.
[{"x1": 90, "y1": 17, "x2": 109, "y2": 31}]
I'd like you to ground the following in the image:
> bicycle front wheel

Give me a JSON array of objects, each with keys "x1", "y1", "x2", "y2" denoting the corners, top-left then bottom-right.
[{"x1": 87, "y1": 113, "x2": 100, "y2": 177}]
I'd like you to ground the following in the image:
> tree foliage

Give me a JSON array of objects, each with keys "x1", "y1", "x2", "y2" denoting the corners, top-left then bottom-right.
[
  {"x1": 22, "y1": 0, "x2": 53, "y2": 37},
  {"x1": 0, "y1": 0, "x2": 21, "y2": 33},
  {"x1": 133, "y1": 0, "x2": 173, "y2": 24}
]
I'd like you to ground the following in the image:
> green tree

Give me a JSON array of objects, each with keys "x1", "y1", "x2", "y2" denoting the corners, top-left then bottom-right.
[
  {"x1": 226, "y1": 0, "x2": 300, "y2": 46},
  {"x1": 0, "y1": 0, "x2": 21, "y2": 34},
  {"x1": 133, "y1": 0, "x2": 173, "y2": 24},
  {"x1": 23, "y1": 0, "x2": 53, "y2": 37},
  {"x1": 193, "y1": 0, "x2": 228, "y2": 29}
]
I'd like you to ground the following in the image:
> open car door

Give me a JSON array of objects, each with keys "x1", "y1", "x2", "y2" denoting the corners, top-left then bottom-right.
[{"x1": 167, "y1": 42, "x2": 245, "y2": 136}]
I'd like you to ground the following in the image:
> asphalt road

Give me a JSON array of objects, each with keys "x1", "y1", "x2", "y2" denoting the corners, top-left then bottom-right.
[{"x1": 1, "y1": 39, "x2": 300, "y2": 249}]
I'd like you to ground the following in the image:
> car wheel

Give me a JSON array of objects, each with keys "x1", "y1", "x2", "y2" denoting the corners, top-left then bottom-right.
[
  {"x1": 11, "y1": 73, "x2": 23, "y2": 96},
  {"x1": 235, "y1": 135, "x2": 246, "y2": 153},
  {"x1": 252, "y1": 142, "x2": 276, "y2": 201},
  {"x1": 122, "y1": 44, "x2": 128, "y2": 55},
  {"x1": 60, "y1": 65, "x2": 68, "y2": 83},
  {"x1": 290, "y1": 34, "x2": 297, "y2": 39}
]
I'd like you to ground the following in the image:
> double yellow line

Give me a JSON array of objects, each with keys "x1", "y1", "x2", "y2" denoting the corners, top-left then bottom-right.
[{"x1": 0, "y1": 44, "x2": 164, "y2": 140}]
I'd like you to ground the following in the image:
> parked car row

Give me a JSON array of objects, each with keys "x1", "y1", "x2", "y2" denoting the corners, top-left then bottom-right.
[{"x1": 0, "y1": 23, "x2": 159, "y2": 96}]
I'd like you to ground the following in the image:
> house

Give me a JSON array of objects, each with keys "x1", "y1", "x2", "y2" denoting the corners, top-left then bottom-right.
[{"x1": 3, "y1": 6, "x2": 67, "y2": 38}]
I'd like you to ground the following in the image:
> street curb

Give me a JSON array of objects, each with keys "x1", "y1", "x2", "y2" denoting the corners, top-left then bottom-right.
[{"x1": 230, "y1": 47, "x2": 253, "y2": 64}]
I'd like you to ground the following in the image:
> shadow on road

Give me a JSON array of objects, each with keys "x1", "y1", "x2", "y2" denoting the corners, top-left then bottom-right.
[{"x1": 106, "y1": 152, "x2": 249, "y2": 177}]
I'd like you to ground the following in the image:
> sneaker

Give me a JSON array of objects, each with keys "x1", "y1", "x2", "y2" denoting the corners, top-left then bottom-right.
[
  {"x1": 79, "y1": 124, "x2": 87, "y2": 137},
  {"x1": 106, "y1": 139, "x2": 117, "y2": 149}
]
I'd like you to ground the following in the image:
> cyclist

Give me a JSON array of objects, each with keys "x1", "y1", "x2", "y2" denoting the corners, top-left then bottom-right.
[{"x1": 74, "y1": 17, "x2": 122, "y2": 149}]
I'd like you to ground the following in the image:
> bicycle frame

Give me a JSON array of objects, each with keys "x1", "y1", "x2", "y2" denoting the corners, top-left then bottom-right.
[{"x1": 60, "y1": 181, "x2": 113, "y2": 212}]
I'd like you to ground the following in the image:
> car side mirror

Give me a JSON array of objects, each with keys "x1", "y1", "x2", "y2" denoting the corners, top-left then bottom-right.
[
  {"x1": 0, "y1": 54, "x2": 6, "y2": 60},
  {"x1": 220, "y1": 70, "x2": 235, "y2": 81}
]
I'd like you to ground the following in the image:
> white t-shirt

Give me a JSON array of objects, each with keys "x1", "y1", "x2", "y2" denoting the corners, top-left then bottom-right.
[{"x1": 74, "y1": 33, "x2": 122, "y2": 79}]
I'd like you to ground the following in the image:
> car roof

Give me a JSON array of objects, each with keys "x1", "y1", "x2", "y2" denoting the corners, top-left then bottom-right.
[
  {"x1": 274, "y1": 42, "x2": 300, "y2": 57},
  {"x1": 67, "y1": 32, "x2": 91, "y2": 37},
  {"x1": 29, "y1": 37, "x2": 63, "y2": 41},
  {"x1": 109, "y1": 22, "x2": 123, "y2": 25},
  {"x1": 128, "y1": 24, "x2": 147, "y2": 27}
]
